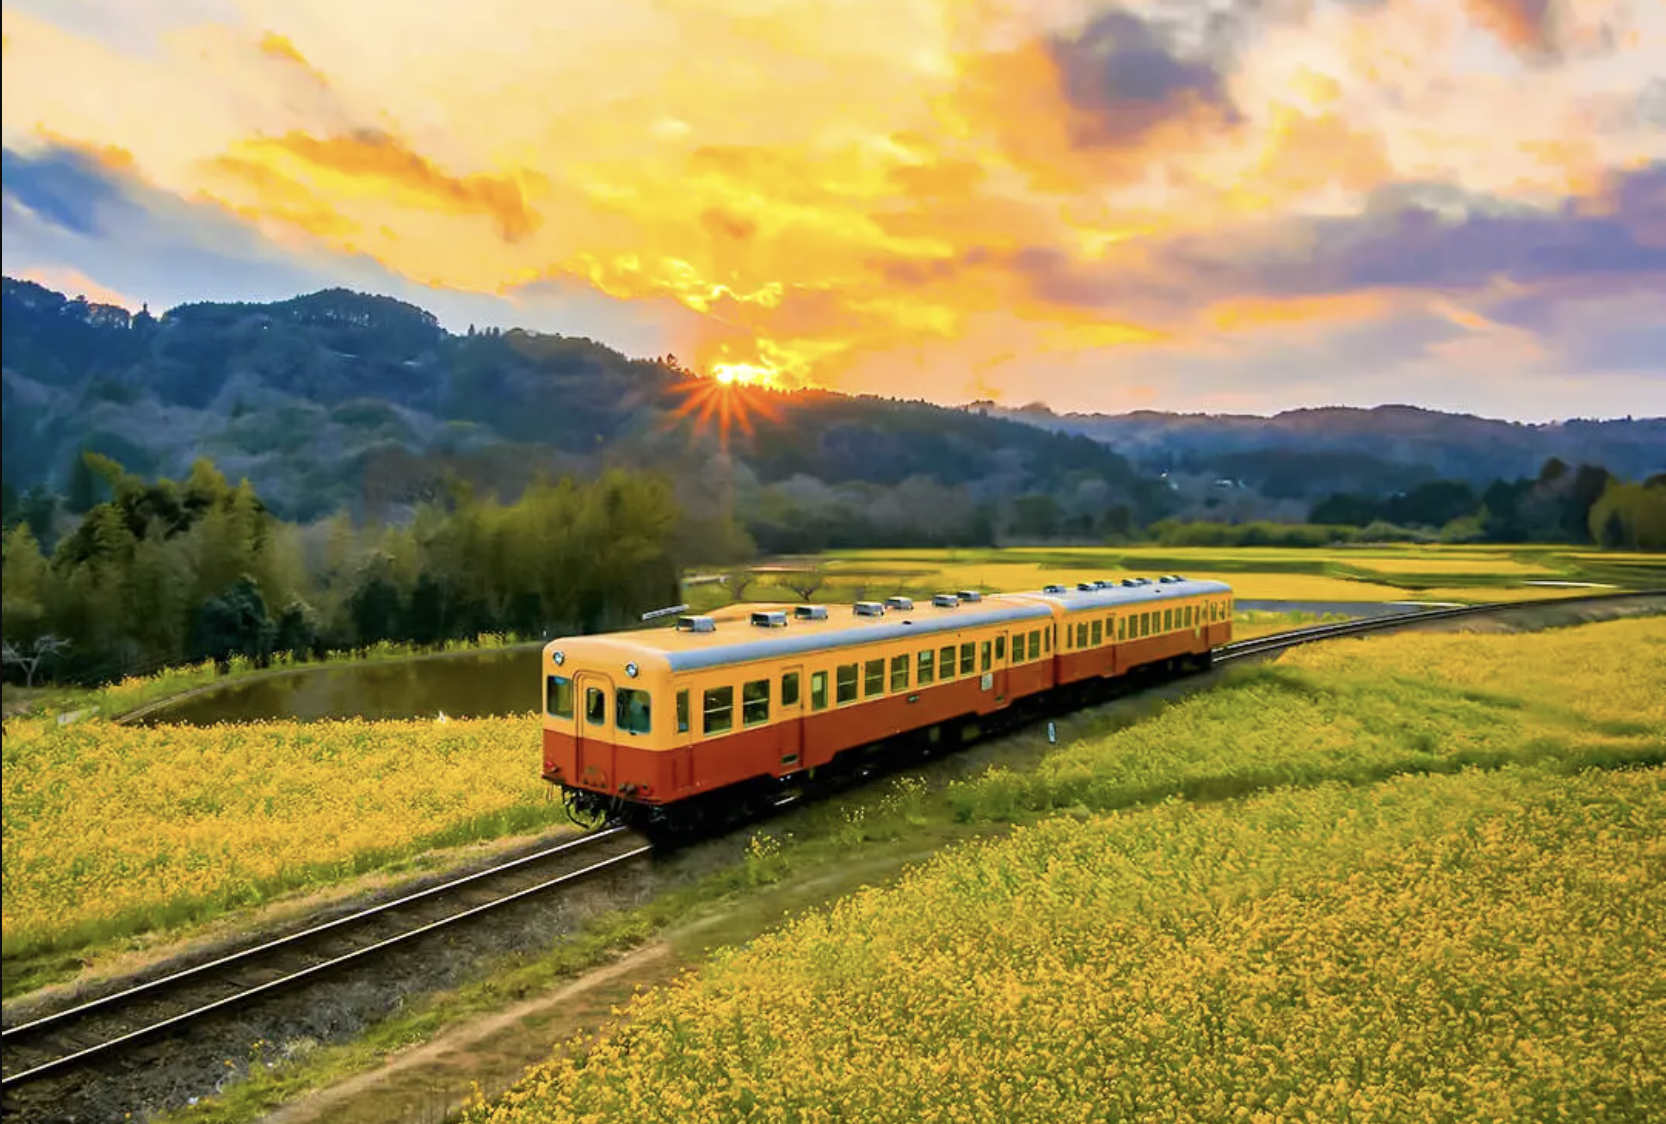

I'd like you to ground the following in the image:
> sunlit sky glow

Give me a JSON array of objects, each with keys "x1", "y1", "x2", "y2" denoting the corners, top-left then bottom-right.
[{"x1": 3, "y1": 0, "x2": 1663, "y2": 420}]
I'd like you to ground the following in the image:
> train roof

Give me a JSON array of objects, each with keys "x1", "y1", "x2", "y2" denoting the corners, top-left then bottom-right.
[
  {"x1": 546, "y1": 576, "x2": 1233, "y2": 676},
  {"x1": 549, "y1": 596, "x2": 1052, "y2": 674},
  {"x1": 1017, "y1": 576, "x2": 1232, "y2": 610}
]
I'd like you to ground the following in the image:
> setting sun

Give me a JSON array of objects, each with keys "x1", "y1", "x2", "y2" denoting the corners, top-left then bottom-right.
[{"x1": 710, "y1": 362, "x2": 778, "y2": 388}]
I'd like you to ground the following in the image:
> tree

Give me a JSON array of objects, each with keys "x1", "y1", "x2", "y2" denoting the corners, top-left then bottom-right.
[
  {"x1": 725, "y1": 568, "x2": 759, "y2": 602},
  {"x1": 190, "y1": 577, "x2": 276, "y2": 666},
  {"x1": 1, "y1": 634, "x2": 70, "y2": 687},
  {"x1": 782, "y1": 565, "x2": 828, "y2": 602}
]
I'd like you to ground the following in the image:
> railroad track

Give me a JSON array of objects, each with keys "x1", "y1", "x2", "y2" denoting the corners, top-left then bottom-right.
[
  {"x1": 0, "y1": 825, "x2": 650, "y2": 1100},
  {"x1": 3, "y1": 588, "x2": 1657, "y2": 1111},
  {"x1": 1215, "y1": 587, "x2": 1664, "y2": 666}
]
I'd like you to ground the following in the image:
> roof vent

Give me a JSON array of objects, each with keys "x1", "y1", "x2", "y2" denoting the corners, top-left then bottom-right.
[
  {"x1": 853, "y1": 601, "x2": 887, "y2": 617},
  {"x1": 794, "y1": 604, "x2": 829, "y2": 621},
  {"x1": 932, "y1": 593, "x2": 960, "y2": 608},
  {"x1": 676, "y1": 615, "x2": 717, "y2": 633},
  {"x1": 1093, "y1": 580, "x2": 1112, "y2": 590},
  {"x1": 1120, "y1": 578, "x2": 1139, "y2": 587},
  {"x1": 956, "y1": 590, "x2": 984, "y2": 603},
  {"x1": 885, "y1": 596, "x2": 914, "y2": 611},
  {"x1": 1076, "y1": 582, "x2": 1095, "y2": 592},
  {"x1": 750, "y1": 610, "x2": 788, "y2": 628},
  {"x1": 1042, "y1": 584, "x2": 1068, "y2": 594},
  {"x1": 1158, "y1": 575, "x2": 1182, "y2": 584}
]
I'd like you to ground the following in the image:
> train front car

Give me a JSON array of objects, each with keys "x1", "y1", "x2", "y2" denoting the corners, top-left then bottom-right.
[
  {"x1": 541, "y1": 595, "x2": 1058, "y2": 833},
  {"x1": 542, "y1": 634, "x2": 678, "y2": 827}
]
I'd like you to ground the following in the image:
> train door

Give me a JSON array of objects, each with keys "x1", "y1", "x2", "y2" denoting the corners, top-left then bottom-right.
[
  {"x1": 574, "y1": 671, "x2": 615, "y2": 789},
  {"x1": 780, "y1": 665, "x2": 805, "y2": 772},
  {"x1": 992, "y1": 631, "x2": 1010, "y2": 703}
]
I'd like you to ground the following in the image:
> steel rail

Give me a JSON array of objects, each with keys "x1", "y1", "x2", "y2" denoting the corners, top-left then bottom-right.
[{"x1": 1, "y1": 826, "x2": 647, "y2": 1090}]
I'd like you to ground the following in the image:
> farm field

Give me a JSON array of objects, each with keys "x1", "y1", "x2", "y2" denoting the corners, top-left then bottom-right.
[
  {"x1": 0, "y1": 712, "x2": 556, "y2": 970},
  {"x1": 690, "y1": 544, "x2": 1659, "y2": 611},
  {"x1": 465, "y1": 617, "x2": 1666, "y2": 1124}
]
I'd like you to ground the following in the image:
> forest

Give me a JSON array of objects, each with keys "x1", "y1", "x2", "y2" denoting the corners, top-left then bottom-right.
[{"x1": 1, "y1": 455, "x2": 684, "y2": 685}]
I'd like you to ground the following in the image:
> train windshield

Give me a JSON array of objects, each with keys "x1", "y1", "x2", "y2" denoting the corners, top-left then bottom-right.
[{"x1": 616, "y1": 688, "x2": 651, "y2": 734}]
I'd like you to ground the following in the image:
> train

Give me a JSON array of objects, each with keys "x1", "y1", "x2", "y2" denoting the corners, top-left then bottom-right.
[{"x1": 541, "y1": 576, "x2": 1233, "y2": 833}]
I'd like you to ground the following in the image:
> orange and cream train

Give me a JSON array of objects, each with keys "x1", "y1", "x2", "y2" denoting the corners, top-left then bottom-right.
[{"x1": 543, "y1": 576, "x2": 1233, "y2": 830}]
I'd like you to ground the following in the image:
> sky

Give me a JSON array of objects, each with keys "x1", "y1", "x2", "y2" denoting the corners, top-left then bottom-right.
[{"x1": 2, "y1": 0, "x2": 1663, "y2": 422}]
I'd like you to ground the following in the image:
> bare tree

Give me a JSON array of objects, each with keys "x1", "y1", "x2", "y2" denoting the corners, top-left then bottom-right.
[
  {"x1": 783, "y1": 565, "x2": 828, "y2": 603},
  {"x1": 725, "y1": 568, "x2": 759, "y2": 603},
  {"x1": 2, "y1": 635, "x2": 70, "y2": 688}
]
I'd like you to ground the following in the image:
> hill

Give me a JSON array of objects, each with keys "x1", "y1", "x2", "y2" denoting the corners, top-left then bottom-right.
[
  {"x1": 1, "y1": 277, "x2": 1163, "y2": 547},
  {"x1": 975, "y1": 401, "x2": 1665, "y2": 515}
]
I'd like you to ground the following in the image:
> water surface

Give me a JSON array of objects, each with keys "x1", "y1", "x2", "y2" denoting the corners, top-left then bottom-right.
[{"x1": 136, "y1": 647, "x2": 544, "y2": 725}]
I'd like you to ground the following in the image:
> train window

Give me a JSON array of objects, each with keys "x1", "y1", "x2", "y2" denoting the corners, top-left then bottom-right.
[
  {"x1": 890, "y1": 653, "x2": 909, "y2": 691},
  {"x1": 980, "y1": 640, "x2": 992, "y2": 673},
  {"x1": 938, "y1": 646, "x2": 956, "y2": 679},
  {"x1": 616, "y1": 688, "x2": 651, "y2": 735},
  {"x1": 995, "y1": 635, "x2": 1006, "y2": 661},
  {"x1": 1118, "y1": 616, "x2": 1126, "y2": 641},
  {"x1": 1140, "y1": 612, "x2": 1151, "y2": 638},
  {"x1": 1075, "y1": 622, "x2": 1087, "y2": 649},
  {"x1": 1029, "y1": 631, "x2": 1041, "y2": 660},
  {"x1": 1044, "y1": 629, "x2": 1050, "y2": 653},
  {"x1": 836, "y1": 663, "x2": 859, "y2": 704},
  {"x1": 585, "y1": 687, "x2": 607, "y2": 726},
  {"x1": 864, "y1": 659, "x2": 885, "y2": 697},
  {"x1": 676, "y1": 689, "x2": 689, "y2": 733},
  {"x1": 918, "y1": 649, "x2": 935, "y2": 685},
  {"x1": 702, "y1": 687, "x2": 734, "y2": 734},
  {"x1": 546, "y1": 675, "x2": 573, "y2": 719},
  {"x1": 782, "y1": 672, "x2": 800, "y2": 708},
  {"x1": 742, "y1": 679, "x2": 771, "y2": 726},
  {"x1": 960, "y1": 642, "x2": 975, "y2": 676},
  {"x1": 1164, "y1": 609, "x2": 1173, "y2": 632},
  {"x1": 1091, "y1": 620, "x2": 1102, "y2": 646},
  {"x1": 811, "y1": 671, "x2": 829, "y2": 711}
]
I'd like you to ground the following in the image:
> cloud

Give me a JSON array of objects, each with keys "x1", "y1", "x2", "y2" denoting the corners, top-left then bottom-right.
[
  {"x1": 1046, "y1": 7, "x2": 1243, "y2": 147},
  {"x1": 0, "y1": 144, "x2": 128, "y2": 234},
  {"x1": 1464, "y1": 0, "x2": 1555, "y2": 54},
  {"x1": 236, "y1": 130, "x2": 541, "y2": 243},
  {"x1": 3, "y1": 0, "x2": 1663, "y2": 418},
  {"x1": 257, "y1": 31, "x2": 329, "y2": 88}
]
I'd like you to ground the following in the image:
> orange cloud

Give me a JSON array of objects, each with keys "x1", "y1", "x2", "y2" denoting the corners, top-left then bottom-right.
[
  {"x1": 257, "y1": 31, "x2": 329, "y2": 88},
  {"x1": 5, "y1": 0, "x2": 1660, "y2": 405},
  {"x1": 1464, "y1": 0, "x2": 1554, "y2": 53},
  {"x1": 239, "y1": 130, "x2": 540, "y2": 243}
]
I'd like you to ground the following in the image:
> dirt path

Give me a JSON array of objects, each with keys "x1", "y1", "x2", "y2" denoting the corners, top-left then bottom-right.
[{"x1": 261, "y1": 942, "x2": 679, "y2": 1124}]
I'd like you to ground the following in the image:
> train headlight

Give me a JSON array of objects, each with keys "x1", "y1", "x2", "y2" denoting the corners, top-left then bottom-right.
[
  {"x1": 552, "y1": 651, "x2": 565, "y2": 666},
  {"x1": 625, "y1": 662, "x2": 639, "y2": 678}
]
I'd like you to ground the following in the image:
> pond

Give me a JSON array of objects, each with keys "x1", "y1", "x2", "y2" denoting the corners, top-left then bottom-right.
[{"x1": 133, "y1": 646, "x2": 546, "y2": 726}]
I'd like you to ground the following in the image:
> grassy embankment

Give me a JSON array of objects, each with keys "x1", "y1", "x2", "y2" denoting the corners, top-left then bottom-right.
[{"x1": 149, "y1": 615, "x2": 1664, "y2": 1124}]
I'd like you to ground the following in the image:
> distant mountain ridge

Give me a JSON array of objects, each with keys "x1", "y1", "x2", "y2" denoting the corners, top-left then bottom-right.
[
  {"x1": 0, "y1": 277, "x2": 1159, "y2": 544},
  {"x1": 972, "y1": 401, "x2": 1665, "y2": 498}
]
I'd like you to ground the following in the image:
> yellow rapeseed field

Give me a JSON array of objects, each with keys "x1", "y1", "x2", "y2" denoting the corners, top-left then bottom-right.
[
  {"x1": 1, "y1": 713, "x2": 554, "y2": 957},
  {"x1": 466, "y1": 617, "x2": 1665, "y2": 1124},
  {"x1": 468, "y1": 767, "x2": 1665, "y2": 1124}
]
